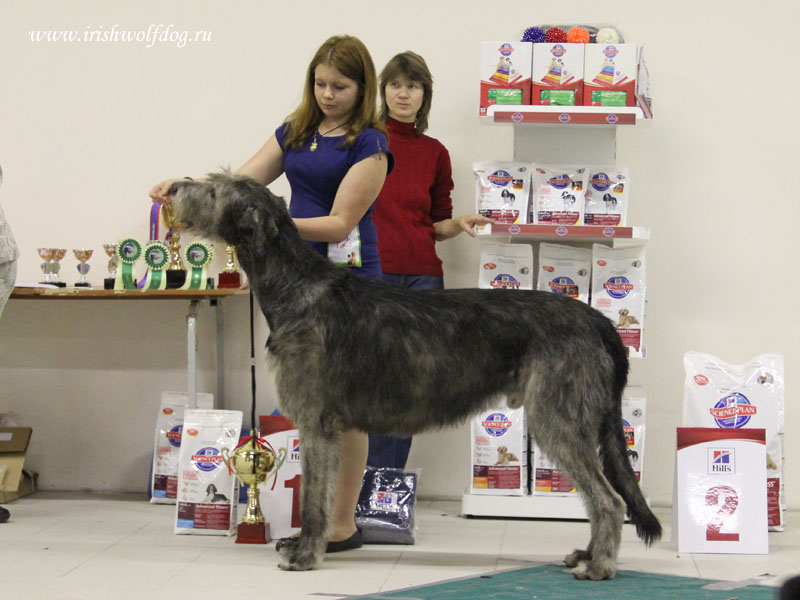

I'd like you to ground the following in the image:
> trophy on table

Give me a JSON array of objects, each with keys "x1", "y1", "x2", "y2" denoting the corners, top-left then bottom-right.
[
  {"x1": 73, "y1": 249, "x2": 93, "y2": 287},
  {"x1": 103, "y1": 243, "x2": 118, "y2": 290},
  {"x1": 218, "y1": 245, "x2": 243, "y2": 289},
  {"x1": 161, "y1": 202, "x2": 186, "y2": 289},
  {"x1": 221, "y1": 430, "x2": 286, "y2": 544},
  {"x1": 50, "y1": 248, "x2": 68, "y2": 287},
  {"x1": 37, "y1": 248, "x2": 56, "y2": 285}
]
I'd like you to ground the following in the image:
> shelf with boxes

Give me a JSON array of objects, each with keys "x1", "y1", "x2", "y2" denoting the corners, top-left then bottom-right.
[{"x1": 465, "y1": 27, "x2": 652, "y2": 519}]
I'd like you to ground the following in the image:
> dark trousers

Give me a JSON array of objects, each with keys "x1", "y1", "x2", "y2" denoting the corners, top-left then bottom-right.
[{"x1": 366, "y1": 273, "x2": 444, "y2": 470}]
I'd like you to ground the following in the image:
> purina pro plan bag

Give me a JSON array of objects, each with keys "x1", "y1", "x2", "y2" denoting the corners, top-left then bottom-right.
[
  {"x1": 683, "y1": 352, "x2": 785, "y2": 530},
  {"x1": 175, "y1": 409, "x2": 243, "y2": 535}
]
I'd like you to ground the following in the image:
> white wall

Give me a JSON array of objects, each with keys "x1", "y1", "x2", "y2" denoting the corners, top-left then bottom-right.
[{"x1": 1, "y1": 1, "x2": 798, "y2": 507}]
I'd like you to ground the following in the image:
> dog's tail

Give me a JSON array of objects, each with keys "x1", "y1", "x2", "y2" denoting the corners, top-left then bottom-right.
[{"x1": 598, "y1": 320, "x2": 662, "y2": 546}]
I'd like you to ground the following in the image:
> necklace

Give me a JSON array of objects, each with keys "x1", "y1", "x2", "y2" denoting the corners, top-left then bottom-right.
[{"x1": 310, "y1": 122, "x2": 347, "y2": 152}]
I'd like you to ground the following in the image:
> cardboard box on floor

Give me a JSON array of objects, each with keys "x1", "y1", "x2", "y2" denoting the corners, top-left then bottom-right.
[{"x1": 0, "y1": 427, "x2": 38, "y2": 502}]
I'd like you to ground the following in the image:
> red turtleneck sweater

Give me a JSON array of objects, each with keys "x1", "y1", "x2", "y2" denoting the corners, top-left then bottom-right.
[{"x1": 373, "y1": 117, "x2": 454, "y2": 276}]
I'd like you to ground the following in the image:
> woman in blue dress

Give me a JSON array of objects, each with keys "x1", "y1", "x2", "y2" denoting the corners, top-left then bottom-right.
[{"x1": 151, "y1": 35, "x2": 393, "y2": 552}]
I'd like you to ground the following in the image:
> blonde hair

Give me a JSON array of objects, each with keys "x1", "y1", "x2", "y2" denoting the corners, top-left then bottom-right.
[
  {"x1": 283, "y1": 35, "x2": 384, "y2": 150},
  {"x1": 379, "y1": 51, "x2": 433, "y2": 135}
]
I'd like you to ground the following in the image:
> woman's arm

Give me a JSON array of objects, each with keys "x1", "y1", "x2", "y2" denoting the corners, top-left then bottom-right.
[
  {"x1": 295, "y1": 152, "x2": 388, "y2": 242},
  {"x1": 433, "y1": 213, "x2": 494, "y2": 241}
]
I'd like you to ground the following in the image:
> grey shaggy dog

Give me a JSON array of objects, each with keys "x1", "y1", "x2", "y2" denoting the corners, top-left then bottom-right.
[{"x1": 169, "y1": 172, "x2": 661, "y2": 579}]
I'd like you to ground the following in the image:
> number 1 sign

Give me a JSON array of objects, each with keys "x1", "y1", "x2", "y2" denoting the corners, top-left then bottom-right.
[{"x1": 676, "y1": 428, "x2": 768, "y2": 554}]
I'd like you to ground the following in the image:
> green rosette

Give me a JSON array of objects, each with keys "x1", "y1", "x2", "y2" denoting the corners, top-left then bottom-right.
[
  {"x1": 180, "y1": 242, "x2": 214, "y2": 290},
  {"x1": 142, "y1": 241, "x2": 170, "y2": 290},
  {"x1": 114, "y1": 238, "x2": 142, "y2": 290}
]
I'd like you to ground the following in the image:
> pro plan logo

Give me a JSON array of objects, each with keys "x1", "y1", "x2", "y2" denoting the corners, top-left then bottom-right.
[
  {"x1": 603, "y1": 45, "x2": 619, "y2": 59},
  {"x1": 498, "y1": 43, "x2": 514, "y2": 56},
  {"x1": 192, "y1": 446, "x2": 224, "y2": 472},
  {"x1": 166, "y1": 425, "x2": 183, "y2": 448},
  {"x1": 603, "y1": 276, "x2": 634, "y2": 299},
  {"x1": 490, "y1": 274, "x2": 521, "y2": 289},
  {"x1": 482, "y1": 412, "x2": 512, "y2": 437},
  {"x1": 488, "y1": 170, "x2": 513, "y2": 187},
  {"x1": 708, "y1": 448, "x2": 735, "y2": 474},
  {"x1": 288, "y1": 436, "x2": 301, "y2": 462},
  {"x1": 547, "y1": 173, "x2": 573, "y2": 189},
  {"x1": 590, "y1": 171, "x2": 613, "y2": 192},
  {"x1": 710, "y1": 392, "x2": 757, "y2": 429},
  {"x1": 550, "y1": 44, "x2": 566, "y2": 57}
]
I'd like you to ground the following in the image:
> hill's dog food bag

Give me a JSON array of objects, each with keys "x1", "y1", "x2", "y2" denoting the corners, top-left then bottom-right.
[
  {"x1": 471, "y1": 399, "x2": 528, "y2": 496},
  {"x1": 622, "y1": 386, "x2": 647, "y2": 484},
  {"x1": 683, "y1": 352, "x2": 785, "y2": 530},
  {"x1": 536, "y1": 243, "x2": 592, "y2": 303},
  {"x1": 479, "y1": 242, "x2": 533, "y2": 290},
  {"x1": 590, "y1": 244, "x2": 646, "y2": 357},
  {"x1": 356, "y1": 467, "x2": 418, "y2": 545},
  {"x1": 533, "y1": 385, "x2": 646, "y2": 495},
  {"x1": 150, "y1": 391, "x2": 214, "y2": 504},
  {"x1": 531, "y1": 165, "x2": 587, "y2": 225},
  {"x1": 474, "y1": 161, "x2": 531, "y2": 224},
  {"x1": 584, "y1": 167, "x2": 629, "y2": 226},
  {"x1": 175, "y1": 409, "x2": 242, "y2": 535}
]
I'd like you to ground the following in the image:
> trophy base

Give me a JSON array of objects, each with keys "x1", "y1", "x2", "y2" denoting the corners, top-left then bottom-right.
[
  {"x1": 104, "y1": 277, "x2": 115, "y2": 290},
  {"x1": 235, "y1": 521, "x2": 270, "y2": 544},
  {"x1": 41, "y1": 281, "x2": 66, "y2": 288},
  {"x1": 217, "y1": 271, "x2": 242, "y2": 289},
  {"x1": 74, "y1": 282, "x2": 91, "y2": 288},
  {"x1": 166, "y1": 270, "x2": 186, "y2": 289}
]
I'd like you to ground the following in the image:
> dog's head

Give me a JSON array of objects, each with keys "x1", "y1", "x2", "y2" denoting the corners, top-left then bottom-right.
[
  {"x1": 168, "y1": 171, "x2": 295, "y2": 250},
  {"x1": 497, "y1": 446, "x2": 507, "y2": 455},
  {"x1": 206, "y1": 483, "x2": 217, "y2": 493},
  {"x1": 619, "y1": 308, "x2": 629, "y2": 317}
]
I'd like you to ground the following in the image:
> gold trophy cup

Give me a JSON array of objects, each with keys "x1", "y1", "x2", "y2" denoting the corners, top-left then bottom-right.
[
  {"x1": 221, "y1": 430, "x2": 286, "y2": 544},
  {"x1": 160, "y1": 202, "x2": 187, "y2": 289},
  {"x1": 218, "y1": 245, "x2": 243, "y2": 289}
]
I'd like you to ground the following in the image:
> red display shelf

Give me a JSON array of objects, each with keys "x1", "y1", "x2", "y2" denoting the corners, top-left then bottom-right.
[
  {"x1": 477, "y1": 223, "x2": 649, "y2": 242},
  {"x1": 486, "y1": 104, "x2": 644, "y2": 125}
]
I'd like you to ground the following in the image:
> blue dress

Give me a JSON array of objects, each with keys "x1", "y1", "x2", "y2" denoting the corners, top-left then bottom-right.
[{"x1": 275, "y1": 123, "x2": 394, "y2": 279}]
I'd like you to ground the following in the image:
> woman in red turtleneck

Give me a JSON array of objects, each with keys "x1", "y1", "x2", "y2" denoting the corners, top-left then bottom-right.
[{"x1": 369, "y1": 52, "x2": 492, "y2": 469}]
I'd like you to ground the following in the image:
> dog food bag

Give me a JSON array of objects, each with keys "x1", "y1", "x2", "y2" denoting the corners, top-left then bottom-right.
[
  {"x1": 532, "y1": 441, "x2": 577, "y2": 496},
  {"x1": 471, "y1": 400, "x2": 528, "y2": 496},
  {"x1": 474, "y1": 161, "x2": 531, "y2": 224},
  {"x1": 536, "y1": 242, "x2": 592, "y2": 303},
  {"x1": 175, "y1": 409, "x2": 242, "y2": 536},
  {"x1": 531, "y1": 165, "x2": 587, "y2": 225},
  {"x1": 150, "y1": 391, "x2": 214, "y2": 504},
  {"x1": 479, "y1": 242, "x2": 533, "y2": 290},
  {"x1": 590, "y1": 244, "x2": 646, "y2": 357},
  {"x1": 683, "y1": 352, "x2": 785, "y2": 530},
  {"x1": 622, "y1": 386, "x2": 647, "y2": 484},
  {"x1": 584, "y1": 167, "x2": 629, "y2": 227},
  {"x1": 356, "y1": 467, "x2": 418, "y2": 545}
]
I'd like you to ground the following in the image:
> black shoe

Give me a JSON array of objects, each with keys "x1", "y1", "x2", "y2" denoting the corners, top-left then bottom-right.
[
  {"x1": 0, "y1": 506, "x2": 9, "y2": 523},
  {"x1": 325, "y1": 529, "x2": 362, "y2": 553}
]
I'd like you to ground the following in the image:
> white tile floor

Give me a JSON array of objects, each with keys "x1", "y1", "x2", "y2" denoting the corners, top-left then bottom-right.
[{"x1": 1, "y1": 493, "x2": 797, "y2": 599}]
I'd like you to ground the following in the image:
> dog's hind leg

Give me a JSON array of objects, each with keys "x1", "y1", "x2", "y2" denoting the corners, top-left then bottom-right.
[{"x1": 278, "y1": 425, "x2": 339, "y2": 571}]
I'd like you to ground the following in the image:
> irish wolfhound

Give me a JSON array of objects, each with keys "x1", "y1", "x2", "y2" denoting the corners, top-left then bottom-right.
[{"x1": 169, "y1": 172, "x2": 661, "y2": 579}]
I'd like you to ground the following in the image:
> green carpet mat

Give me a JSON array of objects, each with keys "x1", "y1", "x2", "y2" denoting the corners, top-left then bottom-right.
[{"x1": 357, "y1": 564, "x2": 777, "y2": 599}]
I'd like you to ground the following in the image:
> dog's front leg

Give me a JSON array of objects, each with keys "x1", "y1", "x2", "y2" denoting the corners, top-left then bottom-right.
[{"x1": 278, "y1": 426, "x2": 339, "y2": 571}]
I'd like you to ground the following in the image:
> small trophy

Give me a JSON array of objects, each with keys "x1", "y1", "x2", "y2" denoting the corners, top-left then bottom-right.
[
  {"x1": 37, "y1": 248, "x2": 56, "y2": 285},
  {"x1": 218, "y1": 246, "x2": 243, "y2": 289},
  {"x1": 161, "y1": 202, "x2": 186, "y2": 289},
  {"x1": 221, "y1": 430, "x2": 286, "y2": 544},
  {"x1": 73, "y1": 249, "x2": 93, "y2": 287},
  {"x1": 50, "y1": 248, "x2": 68, "y2": 287},
  {"x1": 103, "y1": 243, "x2": 118, "y2": 290}
]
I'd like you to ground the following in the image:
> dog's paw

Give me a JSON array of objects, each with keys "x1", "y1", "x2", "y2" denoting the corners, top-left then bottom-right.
[
  {"x1": 563, "y1": 549, "x2": 591, "y2": 568},
  {"x1": 571, "y1": 559, "x2": 615, "y2": 581},
  {"x1": 277, "y1": 536, "x2": 323, "y2": 571}
]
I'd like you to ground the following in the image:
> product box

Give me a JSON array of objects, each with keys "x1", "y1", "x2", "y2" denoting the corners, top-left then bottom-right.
[
  {"x1": 479, "y1": 41, "x2": 532, "y2": 116},
  {"x1": 532, "y1": 43, "x2": 584, "y2": 106},
  {"x1": 583, "y1": 43, "x2": 637, "y2": 107},
  {"x1": 0, "y1": 427, "x2": 37, "y2": 503}
]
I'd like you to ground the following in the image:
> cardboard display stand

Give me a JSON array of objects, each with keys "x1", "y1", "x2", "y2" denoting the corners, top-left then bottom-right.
[
  {"x1": 675, "y1": 427, "x2": 768, "y2": 554},
  {"x1": 0, "y1": 427, "x2": 37, "y2": 503}
]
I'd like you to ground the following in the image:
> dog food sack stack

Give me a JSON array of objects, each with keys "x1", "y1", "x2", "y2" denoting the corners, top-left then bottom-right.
[
  {"x1": 175, "y1": 409, "x2": 242, "y2": 535},
  {"x1": 474, "y1": 161, "x2": 531, "y2": 224},
  {"x1": 479, "y1": 243, "x2": 533, "y2": 290},
  {"x1": 356, "y1": 467, "x2": 418, "y2": 544},
  {"x1": 583, "y1": 167, "x2": 629, "y2": 226},
  {"x1": 590, "y1": 244, "x2": 646, "y2": 357},
  {"x1": 683, "y1": 352, "x2": 785, "y2": 530},
  {"x1": 471, "y1": 400, "x2": 528, "y2": 495},
  {"x1": 150, "y1": 391, "x2": 213, "y2": 504},
  {"x1": 622, "y1": 386, "x2": 647, "y2": 484},
  {"x1": 536, "y1": 243, "x2": 592, "y2": 303}
]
